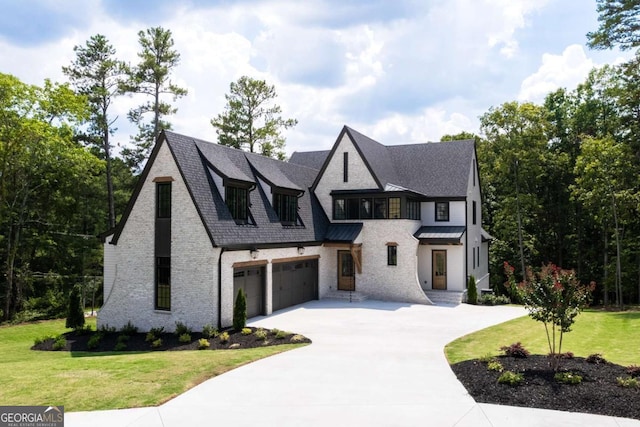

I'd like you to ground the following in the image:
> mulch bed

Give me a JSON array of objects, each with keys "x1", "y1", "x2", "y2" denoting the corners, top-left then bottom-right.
[
  {"x1": 31, "y1": 327, "x2": 311, "y2": 352},
  {"x1": 451, "y1": 355, "x2": 640, "y2": 420}
]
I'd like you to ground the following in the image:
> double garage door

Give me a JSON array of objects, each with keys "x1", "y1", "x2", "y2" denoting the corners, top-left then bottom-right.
[{"x1": 233, "y1": 258, "x2": 318, "y2": 318}]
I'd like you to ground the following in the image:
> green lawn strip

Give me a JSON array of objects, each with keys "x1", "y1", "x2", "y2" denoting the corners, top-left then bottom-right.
[
  {"x1": 445, "y1": 309, "x2": 640, "y2": 366},
  {"x1": 0, "y1": 318, "x2": 304, "y2": 411}
]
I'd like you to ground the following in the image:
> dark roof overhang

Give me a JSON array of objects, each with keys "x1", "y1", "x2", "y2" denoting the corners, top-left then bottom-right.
[
  {"x1": 414, "y1": 225, "x2": 466, "y2": 244},
  {"x1": 324, "y1": 223, "x2": 363, "y2": 243}
]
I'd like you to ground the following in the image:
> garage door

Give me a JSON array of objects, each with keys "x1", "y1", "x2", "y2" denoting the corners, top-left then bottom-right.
[
  {"x1": 272, "y1": 259, "x2": 318, "y2": 312},
  {"x1": 233, "y1": 266, "x2": 264, "y2": 318}
]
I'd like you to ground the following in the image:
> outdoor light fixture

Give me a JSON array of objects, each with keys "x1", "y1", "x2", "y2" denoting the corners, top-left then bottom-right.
[
  {"x1": 298, "y1": 246, "x2": 305, "y2": 255},
  {"x1": 250, "y1": 249, "x2": 259, "y2": 259}
]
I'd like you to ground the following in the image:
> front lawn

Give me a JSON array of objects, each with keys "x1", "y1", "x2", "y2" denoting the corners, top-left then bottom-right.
[{"x1": 0, "y1": 318, "x2": 305, "y2": 411}]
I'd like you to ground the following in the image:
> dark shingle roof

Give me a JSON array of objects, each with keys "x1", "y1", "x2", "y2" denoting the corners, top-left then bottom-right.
[
  {"x1": 289, "y1": 150, "x2": 329, "y2": 170},
  {"x1": 111, "y1": 131, "x2": 329, "y2": 248},
  {"x1": 342, "y1": 126, "x2": 474, "y2": 198}
]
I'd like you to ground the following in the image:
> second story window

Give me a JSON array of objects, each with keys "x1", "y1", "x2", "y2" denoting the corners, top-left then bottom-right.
[
  {"x1": 435, "y1": 201, "x2": 449, "y2": 222},
  {"x1": 156, "y1": 182, "x2": 171, "y2": 218},
  {"x1": 472, "y1": 200, "x2": 477, "y2": 225},
  {"x1": 226, "y1": 185, "x2": 248, "y2": 224},
  {"x1": 407, "y1": 199, "x2": 421, "y2": 220},
  {"x1": 343, "y1": 152, "x2": 349, "y2": 182},
  {"x1": 275, "y1": 193, "x2": 298, "y2": 224},
  {"x1": 388, "y1": 197, "x2": 401, "y2": 219}
]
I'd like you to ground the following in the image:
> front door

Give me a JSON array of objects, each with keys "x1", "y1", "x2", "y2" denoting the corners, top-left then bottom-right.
[
  {"x1": 432, "y1": 250, "x2": 447, "y2": 290},
  {"x1": 337, "y1": 250, "x2": 355, "y2": 291}
]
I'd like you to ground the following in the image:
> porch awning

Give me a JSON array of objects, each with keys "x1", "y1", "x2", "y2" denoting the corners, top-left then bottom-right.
[
  {"x1": 481, "y1": 228, "x2": 494, "y2": 242},
  {"x1": 324, "y1": 223, "x2": 363, "y2": 243},
  {"x1": 414, "y1": 226, "x2": 466, "y2": 244}
]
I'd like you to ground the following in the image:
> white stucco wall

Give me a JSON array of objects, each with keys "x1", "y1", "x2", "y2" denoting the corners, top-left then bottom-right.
[
  {"x1": 103, "y1": 234, "x2": 116, "y2": 301},
  {"x1": 465, "y1": 153, "x2": 487, "y2": 287},
  {"x1": 417, "y1": 243, "x2": 466, "y2": 291},
  {"x1": 98, "y1": 141, "x2": 218, "y2": 332},
  {"x1": 314, "y1": 133, "x2": 379, "y2": 217}
]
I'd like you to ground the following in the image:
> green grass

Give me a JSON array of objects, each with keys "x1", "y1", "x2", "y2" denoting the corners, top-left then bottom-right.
[
  {"x1": 0, "y1": 318, "x2": 304, "y2": 411},
  {"x1": 445, "y1": 309, "x2": 640, "y2": 366}
]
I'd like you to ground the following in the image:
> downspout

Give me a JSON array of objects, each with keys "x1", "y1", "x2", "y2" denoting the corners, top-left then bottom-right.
[
  {"x1": 217, "y1": 248, "x2": 225, "y2": 329},
  {"x1": 465, "y1": 198, "x2": 468, "y2": 289}
]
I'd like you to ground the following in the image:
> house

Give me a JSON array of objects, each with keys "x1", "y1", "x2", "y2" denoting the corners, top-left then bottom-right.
[{"x1": 99, "y1": 126, "x2": 489, "y2": 331}]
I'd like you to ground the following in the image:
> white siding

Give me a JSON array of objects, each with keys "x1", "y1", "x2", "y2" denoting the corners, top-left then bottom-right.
[
  {"x1": 465, "y1": 152, "x2": 486, "y2": 285},
  {"x1": 417, "y1": 244, "x2": 466, "y2": 291}
]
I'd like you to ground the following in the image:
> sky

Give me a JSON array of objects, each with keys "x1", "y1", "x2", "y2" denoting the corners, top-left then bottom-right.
[{"x1": 0, "y1": 0, "x2": 631, "y2": 156}]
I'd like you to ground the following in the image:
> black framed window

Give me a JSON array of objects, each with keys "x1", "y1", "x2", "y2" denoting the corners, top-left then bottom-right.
[
  {"x1": 387, "y1": 245, "x2": 397, "y2": 266},
  {"x1": 274, "y1": 193, "x2": 298, "y2": 224},
  {"x1": 226, "y1": 186, "x2": 248, "y2": 224},
  {"x1": 435, "y1": 202, "x2": 449, "y2": 222},
  {"x1": 343, "y1": 152, "x2": 348, "y2": 182},
  {"x1": 155, "y1": 257, "x2": 171, "y2": 310},
  {"x1": 157, "y1": 182, "x2": 171, "y2": 218},
  {"x1": 389, "y1": 197, "x2": 401, "y2": 219},
  {"x1": 334, "y1": 198, "x2": 346, "y2": 220},
  {"x1": 407, "y1": 199, "x2": 421, "y2": 220},
  {"x1": 374, "y1": 198, "x2": 387, "y2": 219},
  {"x1": 472, "y1": 200, "x2": 477, "y2": 225},
  {"x1": 346, "y1": 198, "x2": 360, "y2": 219},
  {"x1": 360, "y1": 198, "x2": 372, "y2": 219}
]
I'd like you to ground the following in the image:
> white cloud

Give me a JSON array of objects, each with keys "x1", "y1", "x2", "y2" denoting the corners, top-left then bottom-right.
[{"x1": 518, "y1": 44, "x2": 595, "y2": 103}]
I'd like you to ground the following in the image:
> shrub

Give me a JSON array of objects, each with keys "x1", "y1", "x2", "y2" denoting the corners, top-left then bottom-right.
[
  {"x1": 120, "y1": 321, "x2": 138, "y2": 335},
  {"x1": 34, "y1": 335, "x2": 54, "y2": 346},
  {"x1": 65, "y1": 285, "x2": 85, "y2": 331},
  {"x1": 202, "y1": 324, "x2": 218, "y2": 338},
  {"x1": 233, "y1": 289, "x2": 247, "y2": 332},
  {"x1": 87, "y1": 333, "x2": 103, "y2": 350},
  {"x1": 271, "y1": 328, "x2": 281, "y2": 335},
  {"x1": 586, "y1": 353, "x2": 607, "y2": 364},
  {"x1": 626, "y1": 365, "x2": 640, "y2": 378},
  {"x1": 290, "y1": 334, "x2": 305, "y2": 343},
  {"x1": 114, "y1": 342, "x2": 127, "y2": 351},
  {"x1": 466, "y1": 275, "x2": 478, "y2": 305},
  {"x1": 617, "y1": 377, "x2": 639, "y2": 388},
  {"x1": 117, "y1": 334, "x2": 130, "y2": 344},
  {"x1": 254, "y1": 329, "x2": 268, "y2": 341},
  {"x1": 174, "y1": 321, "x2": 191, "y2": 336},
  {"x1": 241, "y1": 327, "x2": 252, "y2": 335},
  {"x1": 151, "y1": 338, "x2": 163, "y2": 349},
  {"x1": 487, "y1": 360, "x2": 504, "y2": 372},
  {"x1": 481, "y1": 294, "x2": 510, "y2": 306},
  {"x1": 554, "y1": 372, "x2": 582, "y2": 384},
  {"x1": 145, "y1": 326, "x2": 165, "y2": 342},
  {"x1": 52, "y1": 335, "x2": 67, "y2": 351},
  {"x1": 497, "y1": 371, "x2": 524, "y2": 386},
  {"x1": 178, "y1": 333, "x2": 192, "y2": 343},
  {"x1": 479, "y1": 354, "x2": 496, "y2": 363},
  {"x1": 275, "y1": 330, "x2": 288, "y2": 340},
  {"x1": 98, "y1": 324, "x2": 116, "y2": 333},
  {"x1": 500, "y1": 342, "x2": 530, "y2": 358},
  {"x1": 219, "y1": 331, "x2": 230, "y2": 343},
  {"x1": 505, "y1": 262, "x2": 593, "y2": 371},
  {"x1": 197, "y1": 338, "x2": 210, "y2": 350}
]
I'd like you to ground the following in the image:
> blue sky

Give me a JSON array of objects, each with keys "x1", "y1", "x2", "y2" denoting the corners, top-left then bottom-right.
[{"x1": 0, "y1": 0, "x2": 630, "y2": 155}]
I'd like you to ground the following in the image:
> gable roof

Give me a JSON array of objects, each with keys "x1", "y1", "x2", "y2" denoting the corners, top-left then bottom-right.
[
  {"x1": 309, "y1": 125, "x2": 475, "y2": 198},
  {"x1": 110, "y1": 131, "x2": 329, "y2": 248},
  {"x1": 289, "y1": 150, "x2": 329, "y2": 171}
]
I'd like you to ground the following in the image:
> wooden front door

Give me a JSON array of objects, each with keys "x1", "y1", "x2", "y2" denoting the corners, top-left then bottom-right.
[
  {"x1": 432, "y1": 250, "x2": 447, "y2": 290},
  {"x1": 338, "y1": 250, "x2": 355, "y2": 291}
]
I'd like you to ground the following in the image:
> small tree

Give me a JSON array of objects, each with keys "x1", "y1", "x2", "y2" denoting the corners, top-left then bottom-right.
[
  {"x1": 66, "y1": 285, "x2": 85, "y2": 330},
  {"x1": 467, "y1": 275, "x2": 478, "y2": 305},
  {"x1": 233, "y1": 288, "x2": 247, "y2": 332},
  {"x1": 505, "y1": 262, "x2": 594, "y2": 370}
]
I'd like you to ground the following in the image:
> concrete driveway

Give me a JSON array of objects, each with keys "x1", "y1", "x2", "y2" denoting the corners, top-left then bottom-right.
[{"x1": 67, "y1": 300, "x2": 640, "y2": 426}]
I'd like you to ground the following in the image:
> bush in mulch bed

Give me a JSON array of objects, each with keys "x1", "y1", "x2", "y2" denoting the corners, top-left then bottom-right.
[
  {"x1": 31, "y1": 327, "x2": 311, "y2": 353},
  {"x1": 451, "y1": 354, "x2": 640, "y2": 420}
]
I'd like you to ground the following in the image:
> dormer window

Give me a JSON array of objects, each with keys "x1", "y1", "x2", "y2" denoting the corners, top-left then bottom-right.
[
  {"x1": 274, "y1": 192, "x2": 298, "y2": 225},
  {"x1": 226, "y1": 185, "x2": 249, "y2": 224}
]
